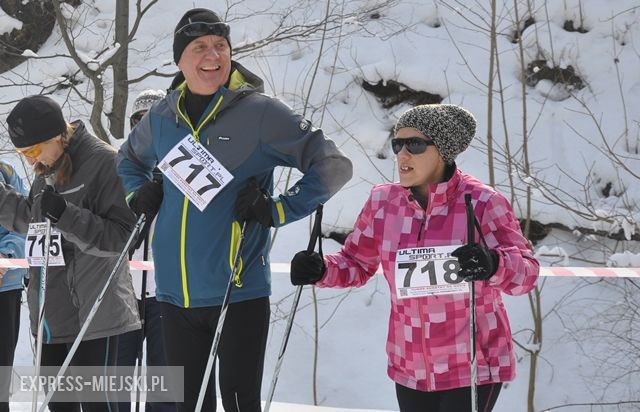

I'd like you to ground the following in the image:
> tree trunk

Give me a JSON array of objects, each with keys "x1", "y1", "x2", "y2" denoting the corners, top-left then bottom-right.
[
  {"x1": 90, "y1": 81, "x2": 109, "y2": 143},
  {"x1": 108, "y1": 0, "x2": 130, "y2": 140}
]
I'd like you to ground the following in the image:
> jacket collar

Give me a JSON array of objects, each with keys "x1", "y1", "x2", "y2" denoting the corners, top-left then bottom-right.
[
  {"x1": 166, "y1": 60, "x2": 264, "y2": 119},
  {"x1": 405, "y1": 164, "x2": 462, "y2": 216}
]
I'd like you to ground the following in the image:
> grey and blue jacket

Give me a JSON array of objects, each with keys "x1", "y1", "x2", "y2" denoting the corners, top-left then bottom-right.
[
  {"x1": 117, "y1": 62, "x2": 352, "y2": 308},
  {"x1": 0, "y1": 122, "x2": 141, "y2": 343},
  {"x1": 0, "y1": 162, "x2": 27, "y2": 293}
]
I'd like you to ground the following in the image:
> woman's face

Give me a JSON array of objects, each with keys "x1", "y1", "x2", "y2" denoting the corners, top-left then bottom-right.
[
  {"x1": 394, "y1": 127, "x2": 446, "y2": 197},
  {"x1": 16, "y1": 135, "x2": 64, "y2": 167}
]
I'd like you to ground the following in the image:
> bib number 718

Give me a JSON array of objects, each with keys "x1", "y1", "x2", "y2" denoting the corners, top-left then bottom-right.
[
  {"x1": 398, "y1": 259, "x2": 463, "y2": 287},
  {"x1": 394, "y1": 245, "x2": 467, "y2": 298}
]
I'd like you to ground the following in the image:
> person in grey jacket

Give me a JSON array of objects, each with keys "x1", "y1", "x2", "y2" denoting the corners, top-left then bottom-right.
[
  {"x1": 1, "y1": 95, "x2": 140, "y2": 411},
  {"x1": 117, "y1": 8, "x2": 352, "y2": 412}
]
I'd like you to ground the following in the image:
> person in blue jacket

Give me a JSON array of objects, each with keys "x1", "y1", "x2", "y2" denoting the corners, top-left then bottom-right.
[
  {"x1": 116, "y1": 8, "x2": 352, "y2": 412},
  {"x1": 0, "y1": 162, "x2": 28, "y2": 411}
]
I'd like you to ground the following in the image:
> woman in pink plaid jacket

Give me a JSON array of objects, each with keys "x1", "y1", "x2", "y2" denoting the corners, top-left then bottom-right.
[{"x1": 290, "y1": 104, "x2": 540, "y2": 412}]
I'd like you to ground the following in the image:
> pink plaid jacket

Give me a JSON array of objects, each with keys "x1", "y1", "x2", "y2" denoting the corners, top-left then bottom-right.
[{"x1": 318, "y1": 169, "x2": 539, "y2": 391}]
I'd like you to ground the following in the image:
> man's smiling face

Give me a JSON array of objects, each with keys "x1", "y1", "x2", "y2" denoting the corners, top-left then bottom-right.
[{"x1": 178, "y1": 34, "x2": 231, "y2": 95}]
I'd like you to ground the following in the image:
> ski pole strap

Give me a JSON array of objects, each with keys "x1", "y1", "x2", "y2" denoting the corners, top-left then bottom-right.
[
  {"x1": 464, "y1": 194, "x2": 475, "y2": 246},
  {"x1": 465, "y1": 194, "x2": 490, "y2": 249},
  {"x1": 307, "y1": 204, "x2": 324, "y2": 256},
  {"x1": 474, "y1": 218, "x2": 490, "y2": 248}
]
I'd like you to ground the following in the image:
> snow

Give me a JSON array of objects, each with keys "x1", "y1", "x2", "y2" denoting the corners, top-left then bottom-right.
[
  {"x1": 0, "y1": 8, "x2": 22, "y2": 35},
  {"x1": 1, "y1": 0, "x2": 640, "y2": 411}
]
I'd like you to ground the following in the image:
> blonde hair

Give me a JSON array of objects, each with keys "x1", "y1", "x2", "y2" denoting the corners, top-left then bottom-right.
[{"x1": 34, "y1": 123, "x2": 75, "y2": 185}]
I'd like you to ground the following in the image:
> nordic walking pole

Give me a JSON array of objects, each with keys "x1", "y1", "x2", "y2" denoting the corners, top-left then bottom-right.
[
  {"x1": 464, "y1": 193, "x2": 478, "y2": 412},
  {"x1": 195, "y1": 220, "x2": 249, "y2": 412},
  {"x1": 38, "y1": 214, "x2": 146, "y2": 412},
  {"x1": 134, "y1": 233, "x2": 150, "y2": 412},
  {"x1": 32, "y1": 175, "x2": 56, "y2": 412},
  {"x1": 264, "y1": 204, "x2": 323, "y2": 412}
]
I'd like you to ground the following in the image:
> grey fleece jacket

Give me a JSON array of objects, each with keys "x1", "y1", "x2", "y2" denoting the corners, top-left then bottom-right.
[{"x1": 0, "y1": 121, "x2": 140, "y2": 343}]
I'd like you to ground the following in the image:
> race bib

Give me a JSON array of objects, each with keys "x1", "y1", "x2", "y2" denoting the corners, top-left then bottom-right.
[
  {"x1": 158, "y1": 134, "x2": 233, "y2": 211},
  {"x1": 26, "y1": 222, "x2": 66, "y2": 267},
  {"x1": 395, "y1": 244, "x2": 468, "y2": 299}
]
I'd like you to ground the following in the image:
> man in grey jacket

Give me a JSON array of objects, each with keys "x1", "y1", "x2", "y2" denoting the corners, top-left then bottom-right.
[
  {"x1": 117, "y1": 7, "x2": 352, "y2": 412},
  {"x1": 1, "y1": 94, "x2": 140, "y2": 410}
]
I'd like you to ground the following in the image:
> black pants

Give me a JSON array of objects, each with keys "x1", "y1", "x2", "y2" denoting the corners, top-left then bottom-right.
[
  {"x1": 0, "y1": 290, "x2": 21, "y2": 412},
  {"x1": 117, "y1": 297, "x2": 175, "y2": 412},
  {"x1": 41, "y1": 336, "x2": 119, "y2": 412},
  {"x1": 160, "y1": 297, "x2": 270, "y2": 412},
  {"x1": 396, "y1": 382, "x2": 502, "y2": 412}
]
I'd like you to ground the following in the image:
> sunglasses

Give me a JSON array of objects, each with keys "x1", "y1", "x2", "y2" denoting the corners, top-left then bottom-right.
[
  {"x1": 391, "y1": 137, "x2": 436, "y2": 155},
  {"x1": 175, "y1": 22, "x2": 230, "y2": 38},
  {"x1": 130, "y1": 111, "x2": 145, "y2": 128},
  {"x1": 16, "y1": 143, "x2": 43, "y2": 158}
]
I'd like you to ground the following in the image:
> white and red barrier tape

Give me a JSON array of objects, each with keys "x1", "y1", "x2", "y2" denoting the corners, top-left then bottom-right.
[{"x1": 0, "y1": 259, "x2": 638, "y2": 278}]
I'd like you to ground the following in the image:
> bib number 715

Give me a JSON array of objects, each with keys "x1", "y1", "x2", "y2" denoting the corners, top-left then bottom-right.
[
  {"x1": 25, "y1": 223, "x2": 66, "y2": 267},
  {"x1": 26, "y1": 232, "x2": 61, "y2": 257}
]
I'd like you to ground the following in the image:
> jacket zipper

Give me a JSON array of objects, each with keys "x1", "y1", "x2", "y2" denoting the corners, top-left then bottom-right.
[
  {"x1": 409, "y1": 193, "x2": 432, "y2": 387},
  {"x1": 174, "y1": 93, "x2": 225, "y2": 308},
  {"x1": 417, "y1": 216, "x2": 426, "y2": 241},
  {"x1": 417, "y1": 303, "x2": 432, "y2": 390}
]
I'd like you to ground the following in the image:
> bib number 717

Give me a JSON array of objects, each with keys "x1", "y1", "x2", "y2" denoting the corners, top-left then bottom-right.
[{"x1": 158, "y1": 134, "x2": 233, "y2": 212}]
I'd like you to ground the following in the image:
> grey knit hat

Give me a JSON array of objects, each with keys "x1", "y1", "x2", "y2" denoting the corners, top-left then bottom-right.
[
  {"x1": 394, "y1": 104, "x2": 476, "y2": 164},
  {"x1": 131, "y1": 89, "x2": 166, "y2": 118}
]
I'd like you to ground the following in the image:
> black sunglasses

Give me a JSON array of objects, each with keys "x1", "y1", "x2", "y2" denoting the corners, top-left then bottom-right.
[
  {"x1": 391, "y1": 137, "x2": 436, "y2": 155},
  {"x1": 130, "y1": 111, "x2": 145, "y2": 128},
  {"x1": 175, "y1": 22, "x2": 231, "y2": 38}
]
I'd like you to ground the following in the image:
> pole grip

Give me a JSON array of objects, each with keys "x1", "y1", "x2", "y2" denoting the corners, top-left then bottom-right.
[
  {"x1": 306, "y1": 204, "x2": 324, "y2": 253},
  {"x1": 464, "y1": 194, "x2": 475, "y2": 246},
  {"x1": 44, "y1": 174, "x2": 55, "y2": 188}
]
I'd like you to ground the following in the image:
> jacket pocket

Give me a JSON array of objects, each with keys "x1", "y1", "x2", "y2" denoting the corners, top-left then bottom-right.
[{"x1": 64, "y1": 248, "x2": 80, "y2": 309}]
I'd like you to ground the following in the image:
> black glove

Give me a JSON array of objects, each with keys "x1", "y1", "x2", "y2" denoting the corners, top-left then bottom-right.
[
  {"x1": 290, "y1": 251, "x2": 326, "y2": 285},
  {"x1": 451, "y1": 244, "x2": 499, "y2": 281},
  {"x1": 41, "y1": 188, "x2": 67, "y2": 223},
  {"x1": 128, "y1": 179, "x2": 163, "y2": 252},
  {"x1": 131, "y1": 217, "x2": 153, "y2": 253},
  {"x1": 235, "y1": 179, "x2": 273, "y2": 227},
  {"x1": 129, "y1": 180, "x2": 163, "y2": 218}
]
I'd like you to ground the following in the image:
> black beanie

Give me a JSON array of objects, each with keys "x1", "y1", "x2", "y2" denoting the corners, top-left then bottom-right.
[
  {"x1": 7, "y1": 95, "x2": 67, "y2": 149},
  {"x1": 173, "y1": 8, "x2": 231, "y2": 64}
]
